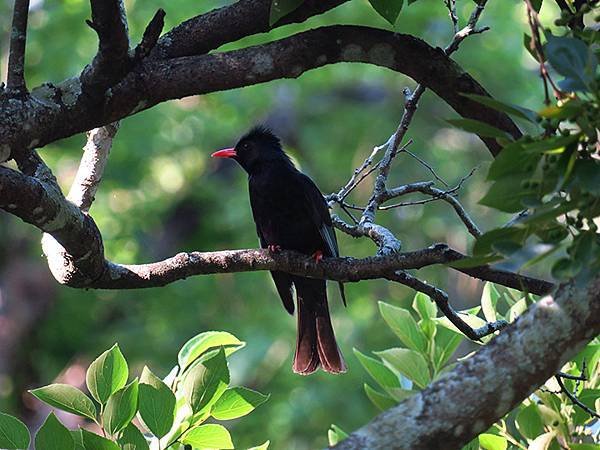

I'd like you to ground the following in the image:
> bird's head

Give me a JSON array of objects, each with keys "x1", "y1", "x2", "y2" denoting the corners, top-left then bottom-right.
[{"x1": 211, "y1": 126, "x2": 292, "y2": 173}]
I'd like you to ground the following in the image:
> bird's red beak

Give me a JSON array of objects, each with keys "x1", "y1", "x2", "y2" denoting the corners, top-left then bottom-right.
[{"x1": 211, "y1": 148, "x2": 237, "y2": 158}]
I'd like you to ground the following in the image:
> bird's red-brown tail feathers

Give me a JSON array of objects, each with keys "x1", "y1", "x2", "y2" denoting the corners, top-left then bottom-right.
[{"x1": 292, "y1": 278, "x2": 345, "y2": 375}]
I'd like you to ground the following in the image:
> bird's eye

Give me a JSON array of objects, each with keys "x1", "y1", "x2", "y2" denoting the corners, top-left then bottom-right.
[{"x1": 242, "y1": 143, "x2": 250, "y2": 151}]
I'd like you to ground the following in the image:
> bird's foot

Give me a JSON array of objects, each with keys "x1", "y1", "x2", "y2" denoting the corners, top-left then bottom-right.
[
  {"x1": 268, "y1": 244, "x2": 282, "y2": 254},
  {"x1": 312, "y1": 250, "x2": 323, "y2": 262}
]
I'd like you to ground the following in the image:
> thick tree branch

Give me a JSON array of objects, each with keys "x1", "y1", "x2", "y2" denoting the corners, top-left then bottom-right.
[
  {"x1": 151, "y1": 0, "x2": 351, "y2": 59},
  {"x1": 1, "y1": 26, "x2": 520, "y2": 157},
  {"x1": 6, "y1": 0, "x2": 30, "y2": 93},
  {"x1": 332, "y1": 274, "x2": 600, "y2": 449},
  {"x1": 80, "y1": 0, "x2": 130, "y2": 93}
]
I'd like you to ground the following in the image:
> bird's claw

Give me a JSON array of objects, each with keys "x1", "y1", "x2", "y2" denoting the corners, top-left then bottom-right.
[
  {"x1": 312, "y1": 250, "x2": 323, "y2": 263},
  {"x1": 268, "y1": 244, "x2": 282, "y2": 254}
]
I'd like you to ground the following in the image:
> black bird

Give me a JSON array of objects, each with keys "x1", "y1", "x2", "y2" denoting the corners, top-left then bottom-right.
[{"x1": 212, "y1": 126, "x2": 346, "y2": 375}]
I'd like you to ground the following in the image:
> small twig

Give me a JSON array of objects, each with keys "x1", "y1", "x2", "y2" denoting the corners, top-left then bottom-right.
[
  {"x1": 67, "y1": 123, "x2": 120, "y2": 212},
  {"x1": 380, "y1": 168, "x2": 481, "y2": 237},
  {"x1": 6, "y1": 0, "x2": 30, "y2": 93},
  {"x1": 133, "y1": 9, "x2": 166, "y2": 61},
  {"x1": 336, "y1": 136, "x2": 392, "y2": 201},
  {"x1": 388, "y1": 270, "x2": 508, "y2": 341},
  {"x1": 555, "y1": 373, "x2": 600, "y2": 418},
  {"x1": 444, "y1": 0, "x2": 459, "y2": 35},
  {"x1": 445, "y1": 0, "x2": 489, "y2": 55},
  {"x1": 403, "y1": 148, "x2": 449, "y2": 187}
]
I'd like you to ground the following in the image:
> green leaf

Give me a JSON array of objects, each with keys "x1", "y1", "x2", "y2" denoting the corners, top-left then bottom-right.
[
  {"x1": 522, "y1": 134, "x2": 580, "y2": 154},
  {"x1": 181, "y1": 347, "x2": 230, "y2": 414},
  {"x1": 102, "y1": 379, "x2": 139, "y2": 435},
  {"x1": 178, "y1": 331, "x2": 244, "y2": 373},
  {"x1": 570, "y1": 444, "x2": 600, "y2": 450},
  {"x1": 248, "y1": 441, "x2": 270, "y2": 450},
  {"x1": 506, "y1": 297, "x2": 527, "y2": 323},
  {"x1": 363, "y1": 383, "x2": 396, "y2": 411},
  {"x1": 515, "y1": 403, "x2": 544, "y2": 440},
  {"x1": 481, "y1": 283, "x2": 499, "y2": 322},
  {"x1": 86, "y1": 344, "x2": 128, "y2": 405},
  {"x1": 474, "y1": 227, "x2": 528, "y2": 256},
  {"x1": 545, "y1": 34, "x2": 595, "y2": 91},
  {"x1": 376, "y1": 348, "x2": 430, "y2": 388},
  {"x1": 30, "y1": 384, "x2": 97, "y2": 421},
  {"x1": 368, "y1": 0, "x2": 403, "y2": 25},
  {"x1": 478, "y1": 433, "x2": 507, "y2": 450},
  {"x1": 551, "y1": 257, "x2": 581, "y2": 281},
  {"x1": 461, "y1": 93, "x2": 537, "y2": 123},
  {"x1": 211, "y1": 387, "x2": 269, "y2": 420},
  {"x1": 433, "y1": 326, "x2": 464, "y2": 369},
  {"x1": 353, "y1": 348, "x2": 401, "y2": 391},
  {"x1": 412, "y1": 292, "x2": 437, "y2": 320},
  {"x1": 138, "y1": 367, "x2": 176, "y2": 438},
  {"x1": 572, "y1": 389, "x2": 600, "y2": 426},
  {"x1": 487, "y1": 142, "x2": 541, "y2": 181},
  {"x1": 117, "y1": 424, "x2": 149, "y2": 450},
  {"x1": 35, "y1": 413, "x2": 74, "y2": 450},
  {"x1": 480, "y1": 178, "x2": 537, "y2": 213},
  {"x1": 70, "y1": 430, "x2": 85, "y2": 450},
  {"x1": 269, "y1": 0, "x2": 304, "y2": 26},
  {"x1": 574, "y1": 159, "x2": 600, "y2": 195},
  {"x1": 181, "y1": 424, "x2": 234, "y2": 449},
  {"x1": 0, "y1": 413, "x2": 30, "y2": 449},
  {"x1": 378, "y1": 302, "x2": 427, "y2": 353},
  {"x1": 80, "y1": 429, "x2": 120, "y2": 450},
  {"x1": 327, "y1": 424, "x2": 349, "y2": 446},
  {"x1": 446, "y1": 119, "x2": 510, "y2": 139}
]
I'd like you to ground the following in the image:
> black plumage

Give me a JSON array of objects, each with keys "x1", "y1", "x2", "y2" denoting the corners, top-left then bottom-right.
[{"x1": 212, "y1": 126, "x2": 346, "y2": 375}]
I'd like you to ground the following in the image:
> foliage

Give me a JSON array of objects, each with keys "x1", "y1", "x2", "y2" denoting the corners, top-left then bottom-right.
[
  {"x1": 450, "y1": 4, "x2": 600, "y2": 282},
  {"x1": 0, "y1": 332, "x2": 268, "y2": 450},
  {"x1": 350, "y1": 287, "x2": 600, "y2": 449}
]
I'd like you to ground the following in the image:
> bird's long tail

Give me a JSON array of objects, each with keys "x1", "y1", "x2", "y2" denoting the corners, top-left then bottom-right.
[{"x1": 292, "y1": 277, "x2": 346, "y2": 375}]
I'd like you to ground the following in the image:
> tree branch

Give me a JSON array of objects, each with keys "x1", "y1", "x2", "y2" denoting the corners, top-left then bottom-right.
[
  {"x1": 80, "y1": 0, "x2": 130, "y2": 94},
  {"x1": 6, "y1": 0, "x2": 30, "y2": 93},
  {"x1": 151, "y1": 0, "x2": 351, "y2": 59},
  {"x1": 333, "y1": 274, "x2": 600, "y2": 449},
  {"x1": 66, "y1": 123, "x2": 119, "y2": 212},
  {"x1": 1, "y1": 26, "x2": 520, "y2": 157}
]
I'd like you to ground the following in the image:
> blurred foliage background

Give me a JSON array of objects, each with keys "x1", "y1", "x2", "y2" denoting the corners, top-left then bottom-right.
[{"x1": 0, "y1": 0, "x2": 558, "y2": 448}]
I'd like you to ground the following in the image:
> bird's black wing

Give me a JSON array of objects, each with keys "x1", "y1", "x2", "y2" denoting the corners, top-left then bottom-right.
[
  {"x1": 296, "y1": 173, "x2": 347, "y2": 306},
  {"x1": 256, "y1": 224, "x2": 295, "y2": 315}
]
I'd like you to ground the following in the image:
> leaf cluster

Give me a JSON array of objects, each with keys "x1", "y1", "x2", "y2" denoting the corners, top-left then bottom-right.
[{"x1": 0, "y1": 332, "x2": 269, "y2": 450}]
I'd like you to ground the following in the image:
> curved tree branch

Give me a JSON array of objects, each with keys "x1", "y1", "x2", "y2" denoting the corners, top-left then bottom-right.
[
  {"x1": 333, "y1": 274, "x2": 600, "y2": 449},
  {"x1": 0, "y1": 164, "x2": 553, "y2": 294},
  {"x1": 1, "y1": 26, "x2": 519, "y2": 157}
]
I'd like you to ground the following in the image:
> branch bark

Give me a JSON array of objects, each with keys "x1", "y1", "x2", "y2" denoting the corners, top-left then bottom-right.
[
  {"x1": 6, "y1": 0, "x2": 30, "y2": 93},
  {"x1": 332, "y1": 274, "x2": 600, "y2": 449},
  {"x1": 1, "y1": 26, "x2": 520, "y2": 157}
]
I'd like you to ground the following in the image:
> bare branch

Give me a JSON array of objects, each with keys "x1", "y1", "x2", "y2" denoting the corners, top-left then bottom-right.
[
  {"x1": 67, "y1": 123, "x2": 119, "y2": 212},
  {"x1": 555, "y1": 372, "x2": 600, "y2": 419},
  {"x1": 444, "y1": 0, "x2": 459, "y2": 35},
  {"x1": 333, "y1": 274, "x2": 600, "y2": 449},
  {"x1": 388, "y1": 271, "x2": 507, "y2": 340},
  {"x1": 6, "y1": 0, "x2": 30, "y2": 93}
]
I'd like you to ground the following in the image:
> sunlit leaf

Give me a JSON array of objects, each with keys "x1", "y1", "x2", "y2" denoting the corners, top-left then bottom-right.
[
  {"x1": 30, "y1": 384, "x2": 97, "y2": 421},
  {"x1": 86, "y1": 344, "x2": 128, "y2": 405},
  {"x1": 0, "y1": 413, "x2": 30, "y2": 449}
]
